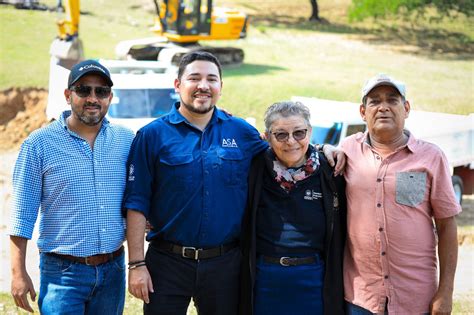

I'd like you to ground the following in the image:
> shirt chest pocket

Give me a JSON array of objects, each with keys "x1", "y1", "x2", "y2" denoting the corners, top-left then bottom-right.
[
  {"x1": 396, "y1": 171, "x2": 427, "y2": 207},
  {"x1": 217, "y1": 148, "x2": 245, "y2": 187},
  {"x1": 159, "y1": 153, "x2": 195, "y2": 186}
]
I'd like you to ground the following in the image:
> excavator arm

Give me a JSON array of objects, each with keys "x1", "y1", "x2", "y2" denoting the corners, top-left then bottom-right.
[{"x1": 50, "y1": 0, "x2": 83, "y2": 68}]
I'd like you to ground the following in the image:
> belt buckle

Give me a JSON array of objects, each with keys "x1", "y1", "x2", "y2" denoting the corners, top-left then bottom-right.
[
  {"x1": 279, "y1": 256, "x2": 291, "y2": 267},
  {"x1": 85, "y1": 256, "x2": 93, "y2": 266},
  {"x1": 182, "y1": 246, "x2": 202, "y2": 260}
]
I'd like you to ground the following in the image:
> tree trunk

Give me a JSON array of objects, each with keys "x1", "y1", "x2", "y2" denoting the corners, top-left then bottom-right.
[{"x1": 309, "y1": 0, "x2": 320, "y2": 21}]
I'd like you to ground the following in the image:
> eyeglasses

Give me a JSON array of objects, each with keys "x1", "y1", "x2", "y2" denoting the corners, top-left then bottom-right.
[
  {"x1": 69, "y1": 85, "x2": 112, "y2": 99},
  {"x1": 271, "y1": 129, "x2": 308, "y2": 142}
]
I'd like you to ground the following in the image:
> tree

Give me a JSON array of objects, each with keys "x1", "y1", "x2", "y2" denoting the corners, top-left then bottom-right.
[
  {"x1": 349, "y1": 0, "x2": 474, "y2": 21},
  {"x1": 309, "y1": 0, "x2": 320, "y2": 21}
]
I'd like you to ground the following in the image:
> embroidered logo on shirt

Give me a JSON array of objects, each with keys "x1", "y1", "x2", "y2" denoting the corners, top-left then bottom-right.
[
  {"x1": 304, "y1": 189, "x2": 322, "y2": 200},
  {"x1": 128, "y1": 164, "x2": 135, "y2": 181},
  {"x1": 222, "y1": 138, "x2": 238, "y2": 148}
]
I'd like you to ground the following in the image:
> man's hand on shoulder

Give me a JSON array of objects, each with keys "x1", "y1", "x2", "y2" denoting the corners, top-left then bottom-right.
[{"x1": 321, "y1": 144, "x2": 346, "y2": 176}]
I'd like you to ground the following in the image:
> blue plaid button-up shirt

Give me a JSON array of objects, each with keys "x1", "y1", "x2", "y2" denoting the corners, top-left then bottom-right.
[{"x1": 9, "y1": 111, "x2": 134, "y2": 257}]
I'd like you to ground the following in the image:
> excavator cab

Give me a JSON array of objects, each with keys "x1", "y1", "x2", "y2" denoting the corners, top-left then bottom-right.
[
  {"x1": 153, "y1": 0, "x2": 247, "y2": 43},
  {"x1": 157, "y1": 0, "x2": 212, "y2": 37},
  {"x1": 122, "y1": 0, "x2": 246, "y2": 65}
]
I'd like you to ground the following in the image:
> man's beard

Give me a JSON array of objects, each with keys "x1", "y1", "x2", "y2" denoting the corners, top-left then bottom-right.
[
  {"x1": 76, "y1": 102, "x2": 104, "y2": 126},
  {"x1": 180, "y1": 99, "x2": 215, "y2": 114}
]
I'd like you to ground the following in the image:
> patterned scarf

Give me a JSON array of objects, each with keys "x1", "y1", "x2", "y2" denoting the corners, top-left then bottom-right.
[{"x1": 265, "y1": 145, "x2": 320, "y2": 193}]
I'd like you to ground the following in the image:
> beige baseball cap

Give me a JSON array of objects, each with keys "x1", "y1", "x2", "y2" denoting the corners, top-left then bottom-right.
[{"x1": 361, "y1": 73, "x2": 406, "y2": 101}]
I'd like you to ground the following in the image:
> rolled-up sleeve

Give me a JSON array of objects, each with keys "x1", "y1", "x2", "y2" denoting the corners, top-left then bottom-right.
[
  {"x1": 122, "y1": 130, "x2": 155, "y2": 218},
  {"x1": 9, "y1": 141, "x2": 43, "y2": 239}
]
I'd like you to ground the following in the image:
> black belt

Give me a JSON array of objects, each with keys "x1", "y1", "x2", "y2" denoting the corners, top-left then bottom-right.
[
  {"x1": 45, "y1": 246, "x2": 124, "y2": 266},
  {"x1": 262, "y1": 254, "x2": 320, "y2": 267},
  {"x1": 151, "y1": 240, "x2": 238, "y2": 260}
]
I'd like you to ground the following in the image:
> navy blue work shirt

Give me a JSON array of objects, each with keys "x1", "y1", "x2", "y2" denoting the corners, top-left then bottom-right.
[{"x1": 123, "y1": 103, "x2": 268, "y2": 247}]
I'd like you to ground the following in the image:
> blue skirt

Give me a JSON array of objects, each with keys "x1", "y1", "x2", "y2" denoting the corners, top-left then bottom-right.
[{"x1": 254, "y1": 254, "x2": 324, "y2": 315}]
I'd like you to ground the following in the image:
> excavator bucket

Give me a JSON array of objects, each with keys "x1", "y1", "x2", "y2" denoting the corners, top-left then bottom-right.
[{"x1": 49, "y1": 36, "x2": 84, "y2": 69}]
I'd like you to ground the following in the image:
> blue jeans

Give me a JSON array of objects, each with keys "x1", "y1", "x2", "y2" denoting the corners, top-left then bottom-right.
[
  {"x1": 144, "y1": 244, "x2": 240, "y2": 315},
  {"x1": 38, "y1": 251, "x2": 125, "y2": 315},
  {"x1": 254, "y1": 254, "x2": 325, "y2": 315},
  {"x1": 346, "y1": 302, "x2": 384, "y2": 315}
]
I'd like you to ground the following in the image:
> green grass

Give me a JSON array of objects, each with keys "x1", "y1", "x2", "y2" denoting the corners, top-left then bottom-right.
[
  {"x1": 0, "y1": 0, "x2": 473, "y2": 131},
  {"x1": 0, "y1": 292, "x2": 198, "y2": 314},
  {"x1": 1, "y1": 291, "x2": 472, "y2": 314}
]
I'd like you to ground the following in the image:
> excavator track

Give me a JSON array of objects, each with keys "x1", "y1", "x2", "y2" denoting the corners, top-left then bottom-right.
[
  {"x1": 168, "y1": 46, "x2": 244, "y2": 67},
  {"x1": 123, "y1": 43, "x2": 245, "y2": 67},
  {"x1": 192, "y1": 47, "x2": 244, "y2": 67}
]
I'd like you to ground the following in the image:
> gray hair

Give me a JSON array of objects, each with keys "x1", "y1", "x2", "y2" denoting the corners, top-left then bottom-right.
[{"x1": 264, "y1": 101, "x2": 311, "y2": 132}]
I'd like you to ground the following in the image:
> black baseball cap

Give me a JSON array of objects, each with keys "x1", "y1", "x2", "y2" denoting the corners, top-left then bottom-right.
[{"x1": 68, "y1": 59, "x2": 113, "y2": 88}]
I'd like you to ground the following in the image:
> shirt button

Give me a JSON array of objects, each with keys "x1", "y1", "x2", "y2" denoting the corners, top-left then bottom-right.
[
  {"x1": 379, "y1": 227, "x2": 384, "y2": 232},
  {"x1": 204, "y1": 170, "x2": 209, "y2": 175},
  {"x1": 205, "y1": 191, "x2": 209, "y2": 196},
  {"x1": 377, "y1": 203, "x2": 382, "y2": 207},
  {"x1": 381, "y1": 251, "x2": 386, "y2": 256},
  {"x1": 102, "y1": 228, "x2": 106, "y2": 232},
  {"x1": 384, "y1": 275, "x2": 389, "y2": 279},
  {"x1": 203, "y1": 150, "x2": 208, "y2": 154},
  {"x1": 376, "y1": 156, "x2": 381, "y2": 160},
  {"x1": 100, "y1": 206, "x2": 104, "y2": 209},
  {"x1": 377, "y1": 178, "x2": 382, "y2": 182}
]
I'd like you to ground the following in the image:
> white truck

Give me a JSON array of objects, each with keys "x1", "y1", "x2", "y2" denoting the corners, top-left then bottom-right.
[
  {"x1": 47, "y1": 58, "x2": 179, "y2": 133},
  {"x1": 292, "y1": 96, "x2": 474, "y2": 204}
]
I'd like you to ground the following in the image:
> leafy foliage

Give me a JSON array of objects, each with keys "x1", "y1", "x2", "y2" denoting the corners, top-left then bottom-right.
[{"x1": 349, "y1": 0, "x2": 474, "y2": 21}]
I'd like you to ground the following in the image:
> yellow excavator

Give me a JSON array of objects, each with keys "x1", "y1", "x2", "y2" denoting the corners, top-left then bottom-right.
[{"x1": 50, "y1": 0, "x2": 248, "y2": 67}]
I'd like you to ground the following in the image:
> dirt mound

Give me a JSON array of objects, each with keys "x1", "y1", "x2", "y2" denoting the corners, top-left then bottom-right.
[{"x1": 0, "y1": 87, "x2": 49, "y2": 151}]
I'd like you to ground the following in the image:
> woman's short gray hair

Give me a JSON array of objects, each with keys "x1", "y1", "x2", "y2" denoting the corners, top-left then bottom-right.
[{"x1": 264, "y1": 101, "x2": 311, "y2": 132}]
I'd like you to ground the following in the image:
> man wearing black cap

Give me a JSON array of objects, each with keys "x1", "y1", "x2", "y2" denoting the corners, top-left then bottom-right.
[{"x1": 9, "y1": 59, "x2": 134, "y2": 314}]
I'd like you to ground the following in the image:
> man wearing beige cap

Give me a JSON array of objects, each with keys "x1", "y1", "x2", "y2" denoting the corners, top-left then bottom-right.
[{"x1": 341, "y1": 74, "x2": 460, "y2": 314}]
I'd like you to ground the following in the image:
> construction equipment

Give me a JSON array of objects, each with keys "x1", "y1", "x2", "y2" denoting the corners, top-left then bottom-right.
[
  {"x1": 49, "y1": 0, "x2": 248, "y2": 68},
  {"x1": 49, "y1": 0, "x2": 83, "y2": 69},
  {"x1": 115, "y1": 0, "x2": 248, "y2": 66}
]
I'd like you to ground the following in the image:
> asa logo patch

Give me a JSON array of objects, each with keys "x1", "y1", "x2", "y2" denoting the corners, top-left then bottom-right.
[{"x1": 222, "y1": 138, "x2": 238, "y2": 148}]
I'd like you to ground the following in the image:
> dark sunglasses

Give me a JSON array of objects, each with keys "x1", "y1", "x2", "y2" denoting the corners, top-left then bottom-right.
[
  {"x1": 70, "y1": 85, "x2": 112, "y2": 99},
  {"x1": 271, "y1": 129, "x2": 308, "y2": 142}
]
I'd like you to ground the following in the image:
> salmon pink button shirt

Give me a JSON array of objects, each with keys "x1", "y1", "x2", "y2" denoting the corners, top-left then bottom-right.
[{"x1": 341, "y1": 131, "x2": 461, "y2": 314}]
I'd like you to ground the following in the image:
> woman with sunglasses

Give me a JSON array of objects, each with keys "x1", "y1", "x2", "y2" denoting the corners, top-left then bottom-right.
[{"x1": 240, "y1": 101, "x2": 346, "y2": 315}]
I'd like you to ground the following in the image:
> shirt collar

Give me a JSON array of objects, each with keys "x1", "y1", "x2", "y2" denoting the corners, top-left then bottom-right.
[
  {"x1": 168, "y1": 102, "x2": 230, "y2": 125},
  {"x1": 359, "y1": 129, "x2": 416, "y2": 153},
  {"x1": 58, "y1": 110, "x2": 110, "y2": 130}
]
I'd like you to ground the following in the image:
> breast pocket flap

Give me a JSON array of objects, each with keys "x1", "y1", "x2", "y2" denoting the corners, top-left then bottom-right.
[{"x1": 159, "y1": 154, "x2": 194, "y2": 166}]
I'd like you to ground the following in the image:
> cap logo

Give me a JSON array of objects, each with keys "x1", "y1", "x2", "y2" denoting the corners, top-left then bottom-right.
[{"x1": 79, "y1": 64, "x2": 106, "y2": 73}]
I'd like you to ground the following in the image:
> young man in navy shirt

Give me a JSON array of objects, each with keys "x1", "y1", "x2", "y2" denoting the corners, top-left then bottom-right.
[{"x1": 124, "y1": 52, "x2": 344, "y2": 314}]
